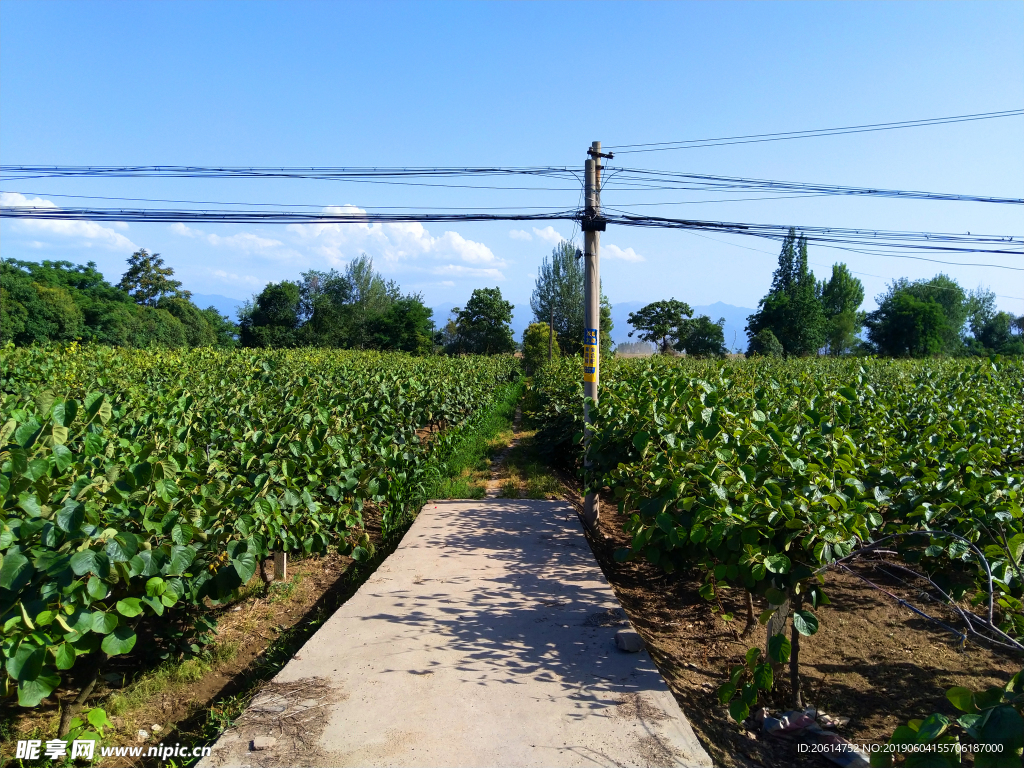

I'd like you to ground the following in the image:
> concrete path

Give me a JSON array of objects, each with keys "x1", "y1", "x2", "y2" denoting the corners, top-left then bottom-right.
[{"x1": 200, "y1": 500, "x2": 712, "y2": 768}]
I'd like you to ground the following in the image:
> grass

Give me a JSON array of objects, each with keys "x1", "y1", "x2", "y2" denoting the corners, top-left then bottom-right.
[
  {"x1": 422, "y1": 378, "x2": 523, "y2": 501},
  {"x1": 105, "y1": 640, "x2": 240, "y2": 719},
  {"x1": 496, "y1": 428, "x2": 564, "y2": 500}
]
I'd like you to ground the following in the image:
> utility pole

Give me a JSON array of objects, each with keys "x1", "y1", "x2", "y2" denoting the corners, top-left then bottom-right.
[{"x1": 582, "y1": 141, "x2": 612, "y2": 528}]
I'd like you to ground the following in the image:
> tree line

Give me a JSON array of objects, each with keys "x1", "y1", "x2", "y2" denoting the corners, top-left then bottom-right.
[
  {"x1": 7, "y1": 232, "x2": 1016, "y2": 360},
  {"x1": 1, "y1": 252, "x2": 235, "y2": 348},
  {"x1": 744, "y1": 229, "x2": 1023, "y2": 358}
]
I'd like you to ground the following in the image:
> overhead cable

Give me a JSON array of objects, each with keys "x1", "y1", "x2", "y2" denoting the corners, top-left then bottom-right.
[{"x1": 606, "y1": 109, "x2": 1024, "y2": 153}]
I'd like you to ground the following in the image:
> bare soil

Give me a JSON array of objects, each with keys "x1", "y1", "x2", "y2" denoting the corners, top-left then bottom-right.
[{"x1": 562, "y1": 482, "x2": 1023, "y2": 767}]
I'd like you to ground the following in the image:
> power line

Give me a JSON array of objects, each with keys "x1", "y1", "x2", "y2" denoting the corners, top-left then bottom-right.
[
  {"x1": 4, "y1": 202, "x2": 1020, "y2": 265},
  {"x1": 0, "y1": 189, "x2": 571, "y2": 212},
  {"x1": 683, "y1": 230, "x2": 1024, "y2": 300},
  {"x1": 600, "y1": 168, "x2": 1023, "y2": 204},
  {"x1": 606, "y1": 109, "x2": 1024, "y2": 153}
]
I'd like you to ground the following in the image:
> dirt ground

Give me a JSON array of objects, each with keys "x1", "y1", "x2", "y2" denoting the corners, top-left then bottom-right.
[{"x1": 566, "y1": 486, "x2": 1023, "y2": 768}]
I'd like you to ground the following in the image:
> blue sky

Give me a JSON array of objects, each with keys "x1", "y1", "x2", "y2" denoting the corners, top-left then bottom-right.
[{"x1": 2, "y1": 1, "x2": 1021, "y2": 324}]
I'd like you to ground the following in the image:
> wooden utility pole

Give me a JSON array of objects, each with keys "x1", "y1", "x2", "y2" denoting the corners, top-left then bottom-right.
[{"x1": 582, "y1": 141, "x2": 611, "y2": 528}]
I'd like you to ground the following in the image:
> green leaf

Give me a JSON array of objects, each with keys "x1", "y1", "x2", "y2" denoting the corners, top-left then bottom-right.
[
  {"x1": 146, "y1": 577, "x2": 166, "y2": 596},
  {"x1": 87, "y1": 707, "x2": 113, "y2": 733},
  {"x1": 86, "y1": 576, "x2": 108, "y2": 600},
  {"x1": 767, "y1": 633, "x2": 791, "y2": 664},
  {"x1": 764, "y1": 554, "x2": 791, "y2": 574},
  {"x1": 717, "y1": 682, "x2": 736, "y2": 705},
  {"x1": 17, "y1": 672, "x2": 60, "y2": 707},
  {"x1": 101, "y1": 626, "x2": 137, "y2": 656},
  {"x1": 52, "y1": 643, "x2": 76, "y2": 670},
  {"x1": 53, "y1": 399, "x2": 78, "y2": 428},
  {"x1": 752, "y1": 662, "x2": 773, "y2": 690},
  {"x1": 92, "y1": 611, "x2": 118, "y2": 634},
  {"x1": 232, "y1": 552, "x2": 257, "y2": 584},
  {"x1": 351, "y1": 546, "x2": 369, "y2": 562},
  {"x1": 728, "y1": 698, "x2": 750, "y2": 722},
  {"x1": 106, "y1": 531, "x2": 139, "y2": 562},
  {"x1": 975, "y1": 705, "x2": 1024, "y2": 765},
  {"x1": 57, "y1": 502, "x2": 85, "y2": 533},
  {"x1": 946, "y1": 686, "x2": 977, "y2": 713},
  {"x1": 116, "y1": 598, "x2": 143, "y2": 618},
  {"x1": 7, "y1": 642, "x2": 45, "y2": 681},
  {"x1": 70, "y1": 549, "x2": 111, "y2": 578},
  {"x1": 0, "y1": 551, "x2": 32, "y2": 592},
  {"x1": 51, "y1": 443, "x2": 74, "y2": 471},
  {"x1": 792, "y1": 610, "x2": 819, "y2": 636},
  {"x1": 632, "y1": 431, "x2": 650, "y2": 451},
  {"x1": 915, "y1": 713, "x2": 950, "y2": 743}
]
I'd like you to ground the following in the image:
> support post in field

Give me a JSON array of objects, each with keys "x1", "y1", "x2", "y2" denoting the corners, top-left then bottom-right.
[
  {"x1": 582, "y1": 140, "x2": 611, "y2": 529},
  {"x1": 274, "y1": 551, "x2": 287, "y2": 581}
]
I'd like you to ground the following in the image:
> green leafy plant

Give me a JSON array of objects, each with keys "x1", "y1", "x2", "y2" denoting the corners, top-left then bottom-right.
[
  {"x1": 717, "y1": 633, "x2": 790, "y2": 721},
  {"x1": 870, "y1": 670, "x2": 1024, "y2": 768}
]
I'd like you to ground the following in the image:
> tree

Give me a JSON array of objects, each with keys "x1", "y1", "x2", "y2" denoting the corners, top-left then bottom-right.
[
  {"x1": 449, "y1": 287, "x2": 515, "y2": 355},
  {"x1": 159, "y1": 296, "x2": 216, "y2": 347},
  {"x1": 200, "y1": 307, "x2": 239, "y2": 348},
  {"x1": 365, "y1": 296, "x2": 434, "y2": 354},
  {"x1": 117, "y1": 249, "x2": 191, "y2": 306},
  {"x1": 864, "y1": 274, "x2": 970, "y2": 357},
  {"x1": 747, "y1": 329, "x2": 784, "y2": 358},
  {"x1": 817, "y1": 263, "x2": 864, "y2": 355},
  {"x1": 529, "y1": 241, "x2": 613, "y2": 356},
  {"x1": 864, "y1": 285, "x2": 951, "y2": 357},
  {"x1": 522, "y1": 322, "x2": 560, "y2": 373},
  {"x1": 627, "y1": 299, "x2": 693, "y2": 353},
  {"x1": 677, "y1": 315, "x2": 728, "y2": 358},
  {"x1": 238, "y1": 281, "x2": 302, "y2": 348},
  {"x1": 746, "y1": 230, "x2": 825, "y2": 356}
]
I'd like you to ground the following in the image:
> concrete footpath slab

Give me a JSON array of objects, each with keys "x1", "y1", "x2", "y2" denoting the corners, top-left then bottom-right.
[{"x1": 200, "y1": 500, "x2": 712, "y2": 768}]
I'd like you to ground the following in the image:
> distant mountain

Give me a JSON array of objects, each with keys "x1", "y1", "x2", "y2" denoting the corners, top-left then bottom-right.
[
  {"x1": 191, "y1": 294, "x2": 247, "y2": 321},
  {"x1": 609, "y1": 300, "x2": 755, "y2": 353}
]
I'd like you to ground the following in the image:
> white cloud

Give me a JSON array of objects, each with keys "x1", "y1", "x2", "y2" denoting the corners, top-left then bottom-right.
[
  {"x1": 532, "y1": 226, "x2": 564, "y2": 244},
  {"x1": 211, "y1": 269, "x2": 262, "y2": 287},
  {"x1": 287, "y1": 205, "x2": 503, "y2": 268},
  {"x1": 170, "y1": 222, "x2": 282, "y2": 252},
  {"x1": 1, "y1": 191, "x2": 138, "y2": 251},
  {"x1": 431, "y1": 264, "x2": 505, "y2": 280},
  {"x1": 603, "y1": 244, "x2": 645, "y2": 262},
  {"x1": 509, "y1": 229, "x2": 532, "y2": 241}
]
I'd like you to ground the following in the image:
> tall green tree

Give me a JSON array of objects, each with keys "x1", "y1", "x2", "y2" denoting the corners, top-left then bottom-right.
[
  {"x1": 817, "y1": 263, "x2": 865, "y2": 355},
  {"x1": 522, "y1": 322, "x2": 560, "y2": 373},
  {"x1": 530, "y1": 241, "x2": 613, "y2": 357},
  {"x1": 238, "y1": 281, "x2": 302, "y2": 348},
  {"x1": 117, "y1": 249, "x2": 191, "y2": 306},
  {"x1": 627, "y1": 299, "x2": 693, "y2": 353},
  {"x1": 448, "y1": 287, "x2": 515, "y2": 355},
  {"x1": 365, "y1": 296, "x2": 434, "y2": 354},
  {"x1": 677, "y1": 315, "x2": 728, "y2": 358},
  {"x1": 864, "y1": 274, "x2": 969, "y2": 357},
  {"x1": 746, "y1": 230, "x2": 825, "y2": 357}
]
